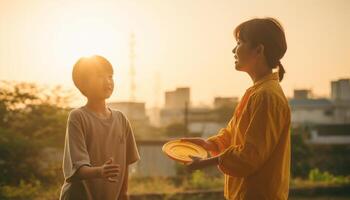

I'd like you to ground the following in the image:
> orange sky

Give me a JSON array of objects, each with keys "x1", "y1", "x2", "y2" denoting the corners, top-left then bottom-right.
[{"x1": 0, "y1": 0, "x2": 349, "y2": 107}]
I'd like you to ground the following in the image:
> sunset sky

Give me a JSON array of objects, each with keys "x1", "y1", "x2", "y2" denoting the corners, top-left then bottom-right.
[{"x1": 0, "y1": 0, "x2": 349, "y2": 107}]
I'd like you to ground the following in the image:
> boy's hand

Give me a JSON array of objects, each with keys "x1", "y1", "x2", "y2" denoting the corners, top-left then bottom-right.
[
  {"x1": 99, "y1": 157, "x2": 120, "y2": 182},
  {"x1": 180, "y1": 137, "x2": 217, "y2": 152}
]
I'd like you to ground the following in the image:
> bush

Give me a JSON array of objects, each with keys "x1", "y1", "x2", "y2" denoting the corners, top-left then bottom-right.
[
  {"x1": 308, "y1": 168, "x2": 350, "y2": 185},
  {"x1": 0, "y1": 128, "x2": 42, "y2": 185},
  {"x1": 0, "y1": 180, "x2": 41, "y2": 200},
  {"x1": 291, "y1": 132, "x2": 313, "y2": 178},
  {"x1": 185, "y1": 170, "x2": 223, "y2": 190}
]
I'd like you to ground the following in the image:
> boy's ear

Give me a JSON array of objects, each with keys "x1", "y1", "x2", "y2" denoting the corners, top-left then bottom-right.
[
  {"x1": 256, "y1": 44, "x2": 264, "y2": 55},
  {"x1": 78, "y1": 84, "x2": 87, "y2": 96}
]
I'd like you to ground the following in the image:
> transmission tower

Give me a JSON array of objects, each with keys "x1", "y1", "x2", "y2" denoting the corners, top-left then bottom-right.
[{"x1": 129, "y1": 33, "x2": 136, "y2": 102}]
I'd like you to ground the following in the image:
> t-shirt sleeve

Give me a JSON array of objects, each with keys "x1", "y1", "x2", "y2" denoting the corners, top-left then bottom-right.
[
  {"x1": 124, "y1": 117, "x2": 140, "y2": 165},
  {"x1": 62, "y1": 112, "x2": 91, "y2": 182}
]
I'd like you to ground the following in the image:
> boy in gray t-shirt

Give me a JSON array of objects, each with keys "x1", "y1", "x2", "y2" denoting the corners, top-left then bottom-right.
[{"x1": 60, "y1": 55, "x2": 140, "y2": 200}]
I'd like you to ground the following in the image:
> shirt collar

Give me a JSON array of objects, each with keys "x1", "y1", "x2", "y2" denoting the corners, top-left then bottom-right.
[{"x1": 247, "y1": 72, "x2": 279, "y2": 91}]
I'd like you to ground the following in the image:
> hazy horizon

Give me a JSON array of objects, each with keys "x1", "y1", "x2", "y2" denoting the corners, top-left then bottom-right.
[{"x1": 1, "y1": 0, "x2": 349, "y2": 108}]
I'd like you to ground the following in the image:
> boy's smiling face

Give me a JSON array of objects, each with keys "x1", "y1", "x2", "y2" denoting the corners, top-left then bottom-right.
[
  {"x1": 73, "y1": 55, "x2": 115, "y2": 101},
  {"x1": 84, "y1": 66, "x2": 114, "y2": 100}
]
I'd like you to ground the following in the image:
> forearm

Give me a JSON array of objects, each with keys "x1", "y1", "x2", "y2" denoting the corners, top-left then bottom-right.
[
  {"x1": 76, "y1": 165, "x2": 101, "y2": 180},
  {"x1": 119, "y1": 168, "x2": 129, "y2": 200},
  {"x1": 218, "y1": 144, "x2": 262, "y2": 177},
  {"x1": 203, "y1": 156, "x2": 220, "y2": 166},
  {"x1": 188, "y1": 156, "x2": 220, "y2": 171}
]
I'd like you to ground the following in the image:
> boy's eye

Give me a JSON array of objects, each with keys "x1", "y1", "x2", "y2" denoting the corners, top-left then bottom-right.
[{"x1": 97, "y1": 74, "x2": 114, "y2": 80}]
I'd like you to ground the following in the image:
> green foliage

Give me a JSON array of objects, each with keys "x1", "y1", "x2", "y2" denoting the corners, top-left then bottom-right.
[
  {"x1": 0, "y1": 81, "x2": 72, "y2": 199},
  {"x1": 0, "y1": 81, "x2": 71, "y2": 140},
  {"x1": 291, "y1": 131, "x2": 313, "y2": 178},
  {"x1": 291, "y1": 126, "x2": 350, "y2": 177},
  {"x1": 308, "y1": 168, "x2": 350, "y2": 185},
  {"x1": 309, "y1": 145, "x2": 350, "y2": 176},
  {"x1": 129, "y1": 177, "x2": 180, "y2": 195},
  {"x1": 185, "y1": 170, "x2": 223, "y2": 190},
  {"x1": 0, "y1": 179, "x2": 61, "y2": 200},
  {"x1": 0, "y1": 128, "x2": 42, "y2": 185},
  {"x1": 0, "y1": 180, "x2": 41, "y2": 200}
]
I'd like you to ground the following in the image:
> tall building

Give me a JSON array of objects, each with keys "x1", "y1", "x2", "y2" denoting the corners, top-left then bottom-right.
[
  {"x1": 164, "y1": 87, "x2": 190, "y2": 110},
  {"x1": 129, "y1": 33, "x2": 136, "y2": 101},
  {"x1": 331, "y1": 79, "x2": 350, "y2": 101},
  {"x1": 331, "y1": 79, "x2": 350, "y2": 123}
]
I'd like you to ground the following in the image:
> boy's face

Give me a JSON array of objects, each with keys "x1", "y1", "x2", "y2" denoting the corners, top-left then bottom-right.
[{"x1": 83, "y1": 66, "x2": 114, "y2": 100}]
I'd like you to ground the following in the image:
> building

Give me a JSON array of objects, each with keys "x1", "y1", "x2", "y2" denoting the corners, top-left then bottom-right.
[
  {"x1": 159, "y1": 108, "x2": 185, "y2": 126},
  {"x1": 214, "y1": 97, "x2": 239, "y2": 108},
  {"x1": 187, "y1": 107, "x2": 226, "y2": 137},
  {"x1": 160, "y1": 87, "x2": 190, "y2": 126},
  {"x1": 331, "y1": 79, "x2": 350, "y2": 123},
  {"x1": 293, "y1": 89, "x2": 312, "y2": 100},
  {"x1": 108, "y1": 101, "x2": 149, "y2": 123},
  {"x1": 308, "y1": 124, "x2": 350, "y2": 145},
  {"x1": 130, "y1": 140, "x2": 177, "y2": 177},
  {"x1": 160, "y1": 90, "x2": 237, "y2": 138},
  {"x1": 289, "y1": 97, "x2": 334, "y2": 125},
  {"x1": 165, "y1": 87, "x2": 190, "y2": 110},
  {"x1": 289, "y1": 79, "x2": 350, "y2": 126},
  {"x1": 331, "y1": 79, "x2": 350, "y2": 101}
]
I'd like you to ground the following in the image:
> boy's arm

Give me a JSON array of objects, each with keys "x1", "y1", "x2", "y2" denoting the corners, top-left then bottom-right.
[
  {"x1": 76, "y1": 166, "x2": 101, "y2": 180},
  {"x1": 75, "y1": 158, "x2": 120, "y2": 182},
  {"x1": 119, "y1": 167, "x2": 129, "y2": 200}
]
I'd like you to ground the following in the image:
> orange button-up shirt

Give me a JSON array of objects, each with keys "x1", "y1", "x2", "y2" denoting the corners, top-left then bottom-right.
[{"x1": 208, "y1": 72, "x2": 291, "y2": 200}]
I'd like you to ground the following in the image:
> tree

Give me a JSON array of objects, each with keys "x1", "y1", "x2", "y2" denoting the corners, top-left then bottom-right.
[
  {"x1": 0, "y1": 81, "x2": 73, "y2": 140},
  {"x1": 0, "y1": 81, "x2": 74, "y2": 199},
  {"x1": 291, "y1": 128, "x2": 313, "y2": 178}
]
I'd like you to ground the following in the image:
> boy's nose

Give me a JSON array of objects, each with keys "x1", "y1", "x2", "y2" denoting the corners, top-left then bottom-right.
[
  {"x1": 107, "y1": 79, "x2": 113, "y2": 86},
  {"x1": 106, "y1": 76, "x2": 113, "y2": 83},
  {"x1": 232, "y1": 46, "x2": 237, "y2": 54}
]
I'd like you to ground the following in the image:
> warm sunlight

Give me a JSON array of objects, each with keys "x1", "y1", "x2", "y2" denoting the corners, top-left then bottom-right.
[
  {"x1": 1, "y1": 1, "x2": 350, "y2": 200},
  {"x1": 54, "y1": 14, "x2": 123, "y2": 69}
]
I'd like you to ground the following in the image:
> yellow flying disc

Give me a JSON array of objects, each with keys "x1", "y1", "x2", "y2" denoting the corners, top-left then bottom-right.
[{"x1": 162, "y1": 140, "x2": 208, "y2": 164}]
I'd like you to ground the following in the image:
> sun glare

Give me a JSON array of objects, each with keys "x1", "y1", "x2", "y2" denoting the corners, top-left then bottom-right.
[{"x1": 54, "y1": 12, "x2": 125, "y2": 70}]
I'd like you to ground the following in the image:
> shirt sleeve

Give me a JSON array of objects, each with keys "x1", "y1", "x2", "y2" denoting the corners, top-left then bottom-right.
[
  {"x1": 124, "y1": 117, "x2": 140, "y2": 165},
  {"x1": 206, "y1": 118, "x2": 234, "y2": 156},
  {"x1": 62, "y1": 112, "x2": 91, "y2": 182},
  {"x1": 218, "y1": 92, "x2": 287, "y2": 177}
]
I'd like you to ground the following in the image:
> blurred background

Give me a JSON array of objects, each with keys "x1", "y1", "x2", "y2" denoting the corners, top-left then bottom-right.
[{"x1": 0, "y1": 0, "x2": 349, "y2": 199}]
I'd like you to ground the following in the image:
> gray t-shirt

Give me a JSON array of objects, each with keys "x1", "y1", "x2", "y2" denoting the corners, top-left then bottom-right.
[{"x1": 60, "y1": 107, "x2": 140, "y2": 200}]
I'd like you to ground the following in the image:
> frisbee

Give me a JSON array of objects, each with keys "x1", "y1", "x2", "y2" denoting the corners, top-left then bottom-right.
[{"x1": 162, "y1": 140, "x2": 208, "y2": 164}]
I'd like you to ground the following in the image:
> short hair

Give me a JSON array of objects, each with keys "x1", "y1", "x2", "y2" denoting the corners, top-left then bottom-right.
[{"x1": 72, "y1": 55, "x2": 113, "y2": 94}]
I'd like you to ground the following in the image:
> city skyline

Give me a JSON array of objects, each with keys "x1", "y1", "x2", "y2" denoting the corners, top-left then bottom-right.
[{"x1": 1, "y1": 0, "x2": 349, "y2": 107}]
